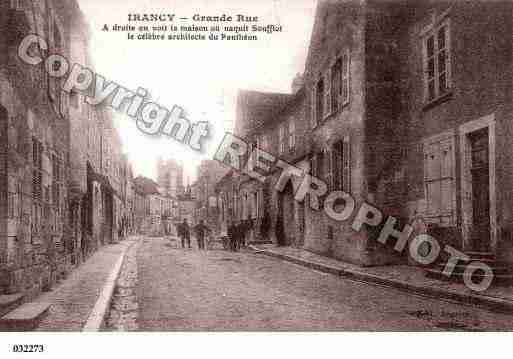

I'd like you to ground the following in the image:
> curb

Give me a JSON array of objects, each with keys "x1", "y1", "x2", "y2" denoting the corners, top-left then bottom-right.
[
  {"x1": 82, "y1": 241, "x2": 134, "y2": 331},
  {"x1": 249, "y1": 245, "x2": 513, "y2": 314}
]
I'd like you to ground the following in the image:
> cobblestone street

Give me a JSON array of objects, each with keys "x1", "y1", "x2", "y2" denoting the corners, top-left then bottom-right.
[
  {"x1": 135, "y1": 237, "x2": 513, "y2": 331},
  {"x1": 106, "y1": 237, "x2": 141, "y2": 331}
]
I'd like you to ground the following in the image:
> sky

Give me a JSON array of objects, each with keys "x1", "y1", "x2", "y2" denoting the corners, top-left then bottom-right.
[{"x1": 77, "y1": 0, "x2": 317, "y2": 182}]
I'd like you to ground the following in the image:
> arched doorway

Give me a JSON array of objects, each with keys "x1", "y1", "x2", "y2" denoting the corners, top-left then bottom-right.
[{"x1": 276, "y1": 180, "x2": 295, "y2": 246}]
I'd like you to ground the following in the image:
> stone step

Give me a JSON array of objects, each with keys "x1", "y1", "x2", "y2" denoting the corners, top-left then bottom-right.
[
  {"x1": 432, "y1": 260, "x2": 513, "y2": 274},
  {"x1": 0, "y1": 302, "x2": 51, "y2": 331},
  {"x1": 0, "y1": 294, "x2": 24, "y2": 318},
  {"x1": 425, "y1": 266, "x2": 513, "y2": 286}
]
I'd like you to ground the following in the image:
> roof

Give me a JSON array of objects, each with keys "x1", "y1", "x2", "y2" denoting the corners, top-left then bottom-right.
[
  {"x1": 235, "y1": 87, "x2": 307, "y2": 139},
  {"x1": 214, "y1": 170, "x2": 235, "y2": 191},
  {"x1": 133, "y1": 176, "x2": 160, "y2": 195},
  {"x1": 235, "y1": 90, "x2": 294, "y2": 138}
]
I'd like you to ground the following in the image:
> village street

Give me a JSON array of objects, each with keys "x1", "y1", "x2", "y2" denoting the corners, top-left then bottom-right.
[{"x1": 134, "y1": 237, "x2": 513, "y2": 331}]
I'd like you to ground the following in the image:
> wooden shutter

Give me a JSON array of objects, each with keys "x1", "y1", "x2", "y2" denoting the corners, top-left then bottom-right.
[
  {"x1": 440, "y1": 139, "x2": 454, "y2": 214},
  {"x1": 311, "y1": 154, "x2": 318, "y2": 178},
  {"x1": 341, "y1": 53, "x2": 350, "y2": 105},
  {"x1": 424, "y1": 142, "x2": 441, "y2": 216},
  {"x1": 326, "y1": 148, "x2": 333, "y2": 191},
  {"x1": 342, "y1": 137, "x2": 351, "y2": 192},
  {"x1": 311, "y1": 87, "x2": 316, "y2": 128},
  {"x1": 32, "y1": 138, "x2": 43, "y2": 200},
  {"x1": 324, "y1": 70, "x2": 331, "y2": 118},
  {"x1": 317, "y1": 151, "x2": 324, "y2": 180}
]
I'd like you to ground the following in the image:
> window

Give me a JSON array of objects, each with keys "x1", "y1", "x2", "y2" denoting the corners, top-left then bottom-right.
[
  {"x1": 253, "y1": 192, "x2": 258, "y2": 219},
  {"x1": 316, "y1": 78, "x2": 324, "y2": 125},
  {"x1": 7, "y1": 181, "x2": 16, "y2": 219},
  {"x1": 331, "y1": 59, "x2": 342, "y2": 112},
  {"x1": 288, "y1": 119, "x2": 295, "y2": 151},
  {"x1": 53, "y1": 21, "x2": 62, "y2": 50},
  {"x1": 423, "y1": 19, "x2": 450, "y2": 102},
  {"x1": 10, "y1": 0, "x2": 23, "y2": 10},
  {"x1": 17, "y1": 182, "x2": 22, "y2": 219},
  {"x1": 60, "y1": 91, "x2": 67, "y2": 117},
  {"x1": 317, "y1": 151, "x2": 324, "y2": 179},
  {"x1": 52, "y1": 154, "x2": 61, "y2": 212},
  {"x1": 70, "y1": 90, "x2": 79, "y2": 109},
  {"x1": 423, "y1": 133, "x2": 455, "y2": 225},
  {"x1": 329, "y1": 53, "x2": 350, "y2": 114},
  {"x1": 325, "y1": 149, "x2": 333, "y2": 191},
  {"x1": 341, "y1": 53, "x2": 350, "y2": 106},
  {"x1": 32, "y1": 137, "x2": 43, "y2": 200},
  {"x1": 279, "y1": 124, "x2": 286, "y2": 154},
  {"x1": 321, "y1": 12, "x2": 329, "y2": 43},
  {"x1": 310, "y1": 88, "x2": 317, "y2": 129},
  {"x1": 324, "y1": 70, "x2": 331, "y2": 119},
  {"x1": 331, "y1": 138, "x2": 351, "y2": 192}
]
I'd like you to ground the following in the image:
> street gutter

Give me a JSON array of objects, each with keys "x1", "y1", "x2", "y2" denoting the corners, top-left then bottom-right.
[
  {"x1": 82, "y1": 241, "x2": 133, "y2": 331},
  {"x1": 249, "y1": 245, "x2": 513, "y2": 314}
]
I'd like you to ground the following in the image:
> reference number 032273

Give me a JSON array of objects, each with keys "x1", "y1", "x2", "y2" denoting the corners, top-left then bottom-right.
[{"x1": 12, "y1": 345, "x2": 44, "y2": 353}]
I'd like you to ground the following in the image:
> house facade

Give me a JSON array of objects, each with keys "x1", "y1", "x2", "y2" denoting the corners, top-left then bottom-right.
[
  {"x1": 227, "y1": 74, "x2": 309, "y2": 246},
  {"x1": 0, "y1": 0, "x2": 134, "y2": 298},
  {"x1": 0, "y1": 0, "x2": 77, "y2": 297},
  {"x1": 218, "y1": 1, "x2": 512, "y2": 277},
  {"x1": 394, "y1": 2, "x2": 513, "y2": 265},
  {"x1": 303, "y1": 0, "x2": 512, "y2": 268}
]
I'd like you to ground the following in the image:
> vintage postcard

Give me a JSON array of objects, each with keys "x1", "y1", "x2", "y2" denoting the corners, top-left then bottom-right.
[{"x1": 0, "y1": 0, "x2": 512, "y2": 357}]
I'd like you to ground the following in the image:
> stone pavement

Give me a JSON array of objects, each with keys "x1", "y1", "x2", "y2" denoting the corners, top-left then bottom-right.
[
  {"x1": 33, "y1": 237, "x2": 137, "y2": 331},
  {"x1": 251, "y1": 244, "x2": 513, "y2": 313},
  {"x1": 137, "y1": 237, "x2": 513, "y2": 330}
]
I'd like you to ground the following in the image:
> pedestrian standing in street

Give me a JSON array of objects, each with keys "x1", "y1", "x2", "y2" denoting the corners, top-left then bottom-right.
[
  {"x1": 239, "y1": 220, "x2": 250, "y2": 249},
  {"x1": 275, "y1": 215, "x2": 285, "y2": 246},
  {"x1": 178, "y1": 219, "x2": 191, "y2": 249},
  {"x1": 176, "y1": 221, "x2": 184, "y2": 248},
  {"x1": 194, "y1": 220, "x2": 211, "y2": 250},
  {"x1": 227, "y1": 220, "x2": 236, "y2": 251},
  {"x1": 235, "y1": 221, "x2": 244, "y2": 252}
]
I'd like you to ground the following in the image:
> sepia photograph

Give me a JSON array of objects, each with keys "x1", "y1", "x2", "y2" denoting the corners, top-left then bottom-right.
[{"x1": 0, "y1": 0, "x2": 512, "y2": 356}]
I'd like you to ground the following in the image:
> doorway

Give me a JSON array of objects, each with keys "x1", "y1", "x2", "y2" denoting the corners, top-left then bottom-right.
[
  {"x1": 459, "y1": 115, "x2": 496, "y2": 252},
  {"x1": 469, "y1": 128, "x2": 490, "y2": 251}
]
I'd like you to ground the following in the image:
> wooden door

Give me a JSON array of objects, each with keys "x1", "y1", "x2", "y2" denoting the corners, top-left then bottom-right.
[{"x1": 469, "y1": 128, "x2": 490, "y2": 251}]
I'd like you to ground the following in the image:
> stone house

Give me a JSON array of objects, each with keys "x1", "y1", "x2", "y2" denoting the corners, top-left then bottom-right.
[
  {"x1": 390, "y1": 2, "x2": 513, "y2": 273},
  {"x1": 0, "y1": 0, "x2": 134, "y2": 298},
  {"x1": 303, "y1": 0, "x2": 512, "y2": 271},
  {"x1": 0, "y1": 0, "x2": 78, "y2": 296},
  {"x1": 225, "y1": 73, "x2": 310, "y2": 246}
]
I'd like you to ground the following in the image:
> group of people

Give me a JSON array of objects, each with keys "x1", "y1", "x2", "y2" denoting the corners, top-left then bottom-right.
[
  {"x1": 226, "y1": 220, "x2": 252, "y2": 252},
  {"x1": 175, "y1": 218, "x2": 254, "y2": 252},
  {"x1": 176, "y1": 219, "x2": 211, "y2": 250}
]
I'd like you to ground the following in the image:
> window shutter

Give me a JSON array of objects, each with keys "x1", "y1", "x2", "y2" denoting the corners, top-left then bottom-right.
[
  {"x1": 311, "y1": 87, "x2": 316, "y2": 128},
  {"x1": 332, "y1": 141, "x2": 343, "y2": 190},
  {"x1": 311, "y1": 155, "x2": 318, "y2": 178},
  {"x1": 324, "y1": 70, "x2": 331, "y2": 118},
  {"x1": 317, "y1": 151, "x2": 324, "y2": 180},
  {"x1": 327, "y1": 148, "x2": 333, "y2": 191},
  {"x1": 341, "y1": 53, "x2": 350, "y2": 105},
  {"x1": 342, "y1": 137, "x2": 351, "y2": 192}
]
